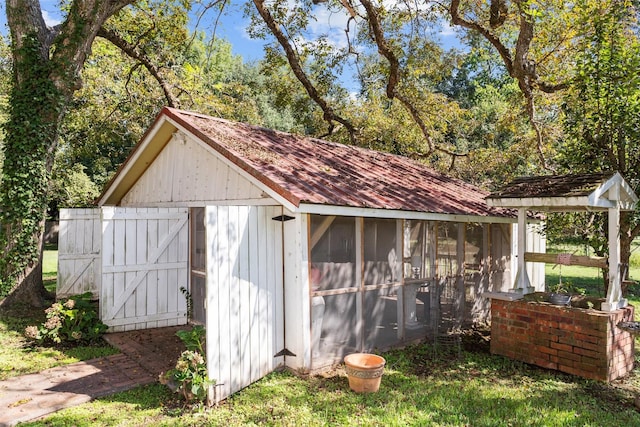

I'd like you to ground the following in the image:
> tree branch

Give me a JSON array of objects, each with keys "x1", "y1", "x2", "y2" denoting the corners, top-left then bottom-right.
[
  {"x1": 97, "y1": 26, "x2": 180, "y2": 108},
  {"x1": 449, "y1": 0, "x2": 514, "y2": 76},
  {"x1": 48, "y1": 0, "x2": 135, "y2": 96},
  {"x1": 359, "y1": 0, "x2": 466, "y2": 158},
  {"x1": 449, "y1": 0, "x2": 565, "y2": 170},
  {"x1": 252, "y1": 0, "x2": 358, "y2": 143}
]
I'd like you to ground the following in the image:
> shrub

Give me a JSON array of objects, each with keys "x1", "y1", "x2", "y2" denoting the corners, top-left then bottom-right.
[
  {"x1": 162, "y1": 325, "x2": 214, "y2": 403},
  {"x1": 164, "y1": 349, "x2": 213, "y2": 402},
  {"x1": 24, "y1": 292, "x2": 107, "y2": 344},
  {"x1": 176, "y1": 324, "x2": 205, "y2": 354}
]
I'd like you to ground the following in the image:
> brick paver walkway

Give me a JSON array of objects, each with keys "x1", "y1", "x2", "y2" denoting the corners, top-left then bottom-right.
[{"x1": 0, "y1": 325, "x2": 188, "y2": 427}]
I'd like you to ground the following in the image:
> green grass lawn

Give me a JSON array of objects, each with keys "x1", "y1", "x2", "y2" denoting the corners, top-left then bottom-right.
[
  {"x1": 0, "y1": 302, "x2": 118, "y2": 381},
  {"x1": 0, "y1": 246, "x2": 117, "y2": 381},
  {"x1": 5, "y1": 244, "x2": 640, "y2": 425},
  {"x1": 545, "y1": 243, "x2": 640, "y2": 311},
  {"x1": 19, "y1": 342, "x2": 640, "y2": 426},
  {"x1": 43, "y1": 244, "x2": 58, "y2": 293}
]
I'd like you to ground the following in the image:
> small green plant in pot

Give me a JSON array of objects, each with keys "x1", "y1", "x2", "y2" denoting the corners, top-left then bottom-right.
[{"x1": 547, "y1": 281, "x2": 579, "y2": 306}]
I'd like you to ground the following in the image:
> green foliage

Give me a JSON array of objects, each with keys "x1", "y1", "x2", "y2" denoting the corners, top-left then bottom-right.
[
  {"x1": 24, "y1": 292, "x2": 108, "y2": 344},
  {"x1": 0, "y1": 32, "x2": 63, "y2": 297},
  {"x1": 557, "y1": 0, "x2": 640, "y2": 259},
  {"x1": 175, "y1": 324, "x2": 205, "y2": 354},
  {"x1": 59, "y1": 4, "x2": 307, "y2": 195},
  {"x1": 48, "y1": 163, "x2": 101, "y2": 208},
  {"x1": 179, "y1": 286, "x2": 193, "y2": 321},
  {"x1": 0, "y1": 35, "x2": 11, "y2": 177},
  {"x1": 164, "y1": 325, "x2": 212, "y2": 403},
  {"x1": 544, "y1": 212, "x2": 608, "y2": 257},
  {"x1": 561, "y1": 0, "x2": 640, "y2": 177},
  {"x1": 164, "y1": 349, "x2": 213, "y2": 402}
]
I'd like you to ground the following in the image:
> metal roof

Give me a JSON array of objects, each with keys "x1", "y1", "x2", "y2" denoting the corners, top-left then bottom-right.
[
  {"x1": 102, "y1": 107, "x2": 513, "y2": 219},
  {"x1": 486, "y1": 172, "x2": 638, "y2": 211},
  {"x1": 487, "y1": 173, "x2": 613, "y2": 199}
]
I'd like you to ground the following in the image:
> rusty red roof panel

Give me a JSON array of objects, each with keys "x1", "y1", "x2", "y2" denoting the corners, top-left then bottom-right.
[
  {"x1": 488, "y1": 173, "x2": 614, "y2": 199},
  {"x1": 166, "y1": 108, "x2": 511, "y2": 218}
]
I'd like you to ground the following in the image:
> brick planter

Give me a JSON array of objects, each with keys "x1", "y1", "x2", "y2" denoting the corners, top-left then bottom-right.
[{"x1": 490, "y1": 297, "x2": 635, "y2": 381}]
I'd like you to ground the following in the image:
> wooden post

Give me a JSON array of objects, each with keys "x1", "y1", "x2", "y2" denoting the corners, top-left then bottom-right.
[
  {"x1": 603, "y1": 186, "x2": 627, "y2": 311},
  {"x1": 514, "y1": 208, "x2": 533, "y2": 294}
]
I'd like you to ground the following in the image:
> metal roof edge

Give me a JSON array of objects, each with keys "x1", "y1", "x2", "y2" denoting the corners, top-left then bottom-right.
[{"x1": 296, "y1": 203, "x2": 518, "y2": 223}]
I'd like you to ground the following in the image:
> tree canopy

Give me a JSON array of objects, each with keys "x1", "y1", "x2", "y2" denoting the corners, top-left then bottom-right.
[{"x1": 1, "y1": 0, "x2": 639, "y2": 304}]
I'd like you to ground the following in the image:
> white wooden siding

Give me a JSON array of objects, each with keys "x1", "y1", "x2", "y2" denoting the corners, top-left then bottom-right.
[
  {"x1": 101, "y1": 207, "x2": 189, "y2": 331},
  {"x1": 491, "y1": 223, "x2": 512, "y2": 292},
  {"x1": 526, "y1": 222, "x2": 546, "y2": 291},
  {"x1": 509, "y1": 222, "x2": 547, "y2": 291},
  {"x1": 57, "y1": 208, "x2": 102, "y2": 298},
  {"x1": 205, "y1": 205, "x2": 284, "y2": 402},
  {"x1": 121, "y1": 134, "x2": 271, "y2": 206},
  {"x1": 283, "y1": 211, "x2": 310, "y2": 371}
]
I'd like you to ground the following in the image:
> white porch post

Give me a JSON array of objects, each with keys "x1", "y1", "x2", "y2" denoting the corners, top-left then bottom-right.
[
  {"x1": 513, "y1": 208, "x2": 534, "y2": 294},
  {"x1": 602, "y1": 189, "x2": 627, "y2": 311}
]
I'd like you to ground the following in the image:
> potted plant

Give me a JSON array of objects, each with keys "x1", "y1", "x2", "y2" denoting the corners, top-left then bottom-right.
[{"x1": 547, "y1": 282, "x2": 572, "y2": 306}]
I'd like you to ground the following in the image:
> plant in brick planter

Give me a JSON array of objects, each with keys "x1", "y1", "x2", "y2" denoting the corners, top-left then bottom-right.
[
  {"x1": 547, "y1": 281, "x2": 572, "y2": 306},
  {"x1": 546, "y1": 277, "x2": 587, "y2": 306}
]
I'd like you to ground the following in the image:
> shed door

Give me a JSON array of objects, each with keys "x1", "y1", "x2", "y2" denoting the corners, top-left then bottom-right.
[
  {"x1": 101, "y1": 207, "x2": 189, "y2": 331},
  {"x1": 206, "y1": 205, "x2": 285, "y2": 402},
  {"x1": 57, "y1": 208, "x2": 102, "y2": 299}
]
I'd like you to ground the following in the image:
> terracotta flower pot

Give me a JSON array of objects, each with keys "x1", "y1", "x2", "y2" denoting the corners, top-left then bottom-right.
[{"x1": 344, "y1": 353, "x2": 386, "y2": 393}]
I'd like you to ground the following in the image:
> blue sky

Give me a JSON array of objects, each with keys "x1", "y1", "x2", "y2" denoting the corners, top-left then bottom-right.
[{"x1": 13, "y1": 0, "x2": 462, "y2": 63}]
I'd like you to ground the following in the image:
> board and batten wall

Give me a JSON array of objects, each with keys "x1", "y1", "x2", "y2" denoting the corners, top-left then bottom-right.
[
  {"x1": 57, "y1": 208, "x2": 102, "y2": 298},
  {"x1": 205, "y1": 205, "x2": 285, "y2": 402},
  {"x1": 100, "y1": 207, "x2": 189, "y2": 331},
  {"x1": 120, "y1": 132, "x2": 272, "y2": 206}
]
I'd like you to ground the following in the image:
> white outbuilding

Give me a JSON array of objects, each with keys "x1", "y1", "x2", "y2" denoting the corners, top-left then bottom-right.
[{"x1": 58, "y1": 107, "x2": 546, "y2": 402}]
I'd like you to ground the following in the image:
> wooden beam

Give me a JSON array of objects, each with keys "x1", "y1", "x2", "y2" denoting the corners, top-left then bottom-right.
[
  {"x1": 524, "y1": 252, "x2": 607, "y2": 269},
  {"x1": 309, "y1": 215, "x2": 336, "y2": 251}
]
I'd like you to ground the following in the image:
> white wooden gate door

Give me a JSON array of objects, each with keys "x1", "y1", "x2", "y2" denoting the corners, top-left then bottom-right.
[
  {"x1": 101, "y1": 207, "x2": 189, "y2": 331},
  {"x1": 57, "y1": 208, "x2": 102, "y2": 299},
  {"x1": 205, "y1": 206, "x2": 285, "y2": 402}
]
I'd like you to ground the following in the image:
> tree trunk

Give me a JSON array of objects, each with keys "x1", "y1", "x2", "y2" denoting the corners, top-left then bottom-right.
[
  {"x1": 0, "y1": 0, "x2": 133, "y2": 306},
  {"x1": 0, "y1": 31, "x2": 63, "y2": 304},
  {"x1": 0, "y1": 216, "x2": 52, "y2": 308}
]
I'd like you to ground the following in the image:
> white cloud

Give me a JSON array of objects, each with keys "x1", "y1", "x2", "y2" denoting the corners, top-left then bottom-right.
[
  {"x1": 439, "y1": 20, "x2": 457, "y2": 37},
  {"x1": 42, "y1": 10, "x2": 62, "y2": 27},
  {"x1": 305, "y1": 4, "x2": 352, "y2": 50}
]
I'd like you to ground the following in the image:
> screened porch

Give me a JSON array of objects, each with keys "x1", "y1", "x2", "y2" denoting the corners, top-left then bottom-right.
[{"x1": 307, "y1": 215, "x2": 516, "y2": 369}]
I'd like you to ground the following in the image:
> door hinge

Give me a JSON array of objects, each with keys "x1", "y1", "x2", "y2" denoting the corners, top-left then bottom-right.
[
  {"x1": 272, "y1": 214, "x2": 295, "y2": 222},
  {"x1": 274, "y1": 348, "x2": 296, "y2": 357}
]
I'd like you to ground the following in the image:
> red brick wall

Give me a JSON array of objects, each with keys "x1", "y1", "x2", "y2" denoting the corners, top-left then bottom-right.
[{"x1": 490, "y1": 298, "x2": 635, "y2": 381}]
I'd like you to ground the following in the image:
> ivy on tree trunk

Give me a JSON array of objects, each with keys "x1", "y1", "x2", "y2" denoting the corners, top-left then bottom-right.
[
  {"x1": 0, "y1": 0, "x2": 134, "y2": 307},
  {"x1": 0, "y1": 33, "x2": 61, "y2": 305}
]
